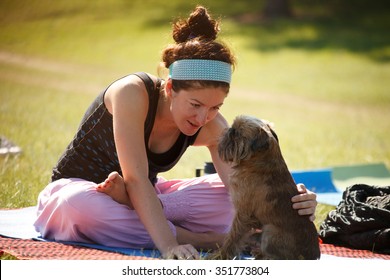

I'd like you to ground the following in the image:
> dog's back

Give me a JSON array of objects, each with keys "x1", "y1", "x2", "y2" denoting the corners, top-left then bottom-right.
[
  {"x1": 259, "y1": 119, "x2": 320, "y2": 259},
  {"x1": 262, "y1": 177, "x2": 320, "y2": 259},
  {"x1": 238, "y1": 160, "x2": 321, "y2": 260}
]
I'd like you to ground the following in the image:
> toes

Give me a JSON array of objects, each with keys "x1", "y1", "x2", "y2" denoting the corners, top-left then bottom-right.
[
  {"x1": 107, "y1": 171, "x2": 119, "y2": 181},
  {"x1": 96, "y1": 183, "x2": 104, "y2": 191},
  {"x1": 96, "y1": 171, "x2": 122, "y2": 193},
  {"x1": 96, "y1": 179, "x2": 111, "y2": 191}
]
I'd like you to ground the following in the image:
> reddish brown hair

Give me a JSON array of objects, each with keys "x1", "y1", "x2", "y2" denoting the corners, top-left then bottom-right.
[{"x1": 160, "y1": 6, "x2": 236, "y2": 93}]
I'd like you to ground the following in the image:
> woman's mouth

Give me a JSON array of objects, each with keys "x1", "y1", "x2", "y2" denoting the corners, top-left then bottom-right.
[{"x1": 188, "y1": 120, "x2": 201, "y2": 129}]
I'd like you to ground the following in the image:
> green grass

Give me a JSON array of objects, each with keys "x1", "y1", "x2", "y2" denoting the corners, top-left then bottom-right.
[{"x1": 1, "y1": 1, "x2": 389, "y2": 231}]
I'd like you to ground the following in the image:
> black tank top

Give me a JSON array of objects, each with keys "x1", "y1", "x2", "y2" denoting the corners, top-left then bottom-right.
[{"x1": 51, "y1": 72, "x2": 200, "y2": 185}]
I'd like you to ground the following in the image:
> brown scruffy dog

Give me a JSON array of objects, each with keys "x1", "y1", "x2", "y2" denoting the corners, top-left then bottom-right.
[{"x1": 212, "y1": 115, "x2": 320, "y2": 260}]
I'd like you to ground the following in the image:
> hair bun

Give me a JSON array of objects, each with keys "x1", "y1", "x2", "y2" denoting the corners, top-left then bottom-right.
[{"x1": 173, "y1": 6, "x2": 220, "y2": 43}]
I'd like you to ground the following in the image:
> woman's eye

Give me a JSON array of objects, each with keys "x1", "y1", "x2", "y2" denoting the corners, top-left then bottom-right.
[{"x1": 191, "y1": 103, "x2": 200, "y2": 108}]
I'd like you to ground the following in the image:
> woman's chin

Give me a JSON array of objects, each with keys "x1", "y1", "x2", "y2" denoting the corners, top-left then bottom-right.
[{"x1": 181, "y1": 123, "x2": 201, "y2": 136}]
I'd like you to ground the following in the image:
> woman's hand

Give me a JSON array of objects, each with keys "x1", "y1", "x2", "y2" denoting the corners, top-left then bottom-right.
[
  {"x1": 291, "y1": 183, "x2": 318, "y2": 222},
  {"x1": 163, "y1": 244, "x2": 200, "y2": 260}
]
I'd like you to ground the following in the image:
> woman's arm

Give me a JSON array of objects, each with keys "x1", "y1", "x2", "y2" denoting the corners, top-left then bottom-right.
[
  {"x1": 193, "y1": 113, "x2": 232, "y2": 188},
  {"x1": 105, "y1": 75, "x2": 198, "y2": 259}
]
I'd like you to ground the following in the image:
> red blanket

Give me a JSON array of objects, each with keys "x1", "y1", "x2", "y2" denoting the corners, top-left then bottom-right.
[{"x1": 1, "y1": 236, "x2": 389, "y2": 260}]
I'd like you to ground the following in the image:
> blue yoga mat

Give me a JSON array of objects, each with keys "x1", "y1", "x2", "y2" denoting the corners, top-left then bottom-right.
[
  {"x1": 291, "y1": 168, "x2": 343, "y2": 206},
  {"x1": 0, "y1": 207, "x2": 257, "y2": 259},
  {"x1": 0, "y1": 206, "x2": 161, "y2": 258}
]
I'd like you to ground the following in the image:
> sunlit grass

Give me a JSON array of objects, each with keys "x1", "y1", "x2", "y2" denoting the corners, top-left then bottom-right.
[{"x1": 1, "y1": 0, "x2": 389, "y2": 231}]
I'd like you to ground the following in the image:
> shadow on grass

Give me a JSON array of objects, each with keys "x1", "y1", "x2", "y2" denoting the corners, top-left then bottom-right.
[
  {"x1": 135, "y1": 1, "x2": 390, "y2": 63},
  {"x1": 2, "y1": 0, "x2": 388, "y2": 62},
  {"x1": 230, "y1": 13, "x2": 390, "y2": 63}
]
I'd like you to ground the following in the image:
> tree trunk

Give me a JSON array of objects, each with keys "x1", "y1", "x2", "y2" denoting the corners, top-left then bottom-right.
[{"x1": 263, "y1": 0, "x2": 293, "y2": 18}]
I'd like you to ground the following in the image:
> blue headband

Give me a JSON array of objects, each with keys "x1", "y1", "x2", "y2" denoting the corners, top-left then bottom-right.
[{"x1": 169, "y1": 59, "x2": 232, "y2": 84}]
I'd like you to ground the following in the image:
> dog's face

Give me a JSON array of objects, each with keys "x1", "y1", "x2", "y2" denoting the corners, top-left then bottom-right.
[{"x1": 218, "y1": 115, "x2": 279, "y2": 165}]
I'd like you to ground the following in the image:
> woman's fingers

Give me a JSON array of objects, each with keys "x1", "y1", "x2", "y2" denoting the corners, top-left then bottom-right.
[
  {"x1": 292, "y1": 183, "x2": 318, "y2": 221},
  {"x1": 165, "y1": 244, "x2": 200, "y2": 260}
]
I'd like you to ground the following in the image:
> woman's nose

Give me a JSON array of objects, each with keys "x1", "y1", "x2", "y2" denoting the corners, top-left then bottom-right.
[{"x1": 196, "y1": 109, "x2": 209, "y2": 125}]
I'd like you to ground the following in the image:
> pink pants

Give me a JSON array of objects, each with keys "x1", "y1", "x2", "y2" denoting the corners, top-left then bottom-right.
[{"x1": 33, "y1": 174, "x2": 233, "y2": 249}]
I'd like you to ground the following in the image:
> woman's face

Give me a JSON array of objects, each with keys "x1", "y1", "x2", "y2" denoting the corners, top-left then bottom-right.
[{"x1": 168, "y1": 82, "x2": 227, "y2": 136}]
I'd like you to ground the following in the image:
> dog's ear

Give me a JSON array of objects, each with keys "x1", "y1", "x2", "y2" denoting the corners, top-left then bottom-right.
[
  {"x1": 218, "y1": 127, "x2": 250, "y2": 164},
  {"x1": 250, "y1": 128, "x2": 270, "y2": 152},
  {"x1": 261, "y1": 119, "x2": 279, "y2": 143},
  {"x1": 269, "y1": 126, "x2": 279, "y2": 143}
]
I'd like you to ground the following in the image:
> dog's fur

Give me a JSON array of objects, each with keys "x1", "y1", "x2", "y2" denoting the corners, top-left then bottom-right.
[{"x1": 212, "y1": 115, "x2": 320, "y2": 260}]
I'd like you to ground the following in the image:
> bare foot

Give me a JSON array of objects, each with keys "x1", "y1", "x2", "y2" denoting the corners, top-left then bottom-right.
[{"x1": 96, "y1": 171, "x2": 133, "y2": 209}]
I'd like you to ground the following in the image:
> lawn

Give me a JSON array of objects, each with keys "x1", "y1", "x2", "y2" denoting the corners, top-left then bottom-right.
[{"x1": 1, "y1": 0, "x2": 389, "y2": 229}]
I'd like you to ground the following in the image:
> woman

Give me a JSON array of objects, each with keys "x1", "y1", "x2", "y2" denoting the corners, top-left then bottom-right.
[{"x1": 34, "y1": 6, "x2": 317, "y2": 260}]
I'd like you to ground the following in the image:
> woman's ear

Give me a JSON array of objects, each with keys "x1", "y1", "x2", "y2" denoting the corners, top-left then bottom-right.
[{"x1": 165, "y1": 79, "x2": 173, "y2": 97}]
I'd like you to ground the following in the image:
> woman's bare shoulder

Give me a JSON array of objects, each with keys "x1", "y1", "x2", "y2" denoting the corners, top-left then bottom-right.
[{"x1": 104, "y1": 73, "x2": 158, "y2": 114}]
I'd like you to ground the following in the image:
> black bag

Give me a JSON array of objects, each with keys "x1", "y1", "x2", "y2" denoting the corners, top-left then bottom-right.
[{"x1": 319, "y1": 184, "x2": 390, "y2": 253}]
